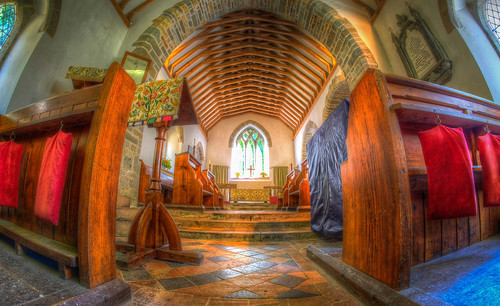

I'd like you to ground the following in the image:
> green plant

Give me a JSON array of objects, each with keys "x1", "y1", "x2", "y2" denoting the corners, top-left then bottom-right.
[
  {"x1": 260, "y1": 172, "x2": 267, "y2": 177},
  {"x1": 161, "y1": 158, "x2": 172, "y2": 170}
]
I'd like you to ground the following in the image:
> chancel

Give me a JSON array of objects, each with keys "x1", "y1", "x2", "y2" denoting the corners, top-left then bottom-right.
[{"x1": 0, "y1": 0, "x2": 499, "y2": 305}]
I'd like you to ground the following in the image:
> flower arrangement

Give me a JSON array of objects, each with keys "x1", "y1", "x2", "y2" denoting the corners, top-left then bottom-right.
[
  {"x1": 235, "y1": 172, "x2": 241, "y2": 178},
  {"x1": 260, "y1": 172, "x2": 267, "y2": 177},
  {"x1": 161, "y1": 158, "x2": 172, "y2": 170}
]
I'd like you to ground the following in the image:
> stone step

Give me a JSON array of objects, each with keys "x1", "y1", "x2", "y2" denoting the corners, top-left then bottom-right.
[
  {"x1": 168, "y1": 209, "x2": 310, "y2": 221},
  {"x1": 178, "y1": 228, "x2": 320, "y2": 242},
  {"x1": 224, "y1": 205, "x2": 276, "y2": 211},
  {"x1": 174, "y1": 219, "x2": 310, "y2": 230}
]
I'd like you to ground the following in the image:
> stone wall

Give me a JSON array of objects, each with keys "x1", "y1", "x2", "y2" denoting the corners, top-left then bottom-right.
[{"x1": 117, "y1": 126, "x2": 144, "y2": 209}]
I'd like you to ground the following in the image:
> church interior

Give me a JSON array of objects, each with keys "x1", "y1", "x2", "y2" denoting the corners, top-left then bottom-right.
[{"x1": 0, "y1": 0, "x2": 499, "y2": 305}]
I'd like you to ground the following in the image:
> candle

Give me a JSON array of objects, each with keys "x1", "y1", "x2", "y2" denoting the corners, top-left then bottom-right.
[{"x1": 209, "y1": 160, "x2": 212, "y2": 165}]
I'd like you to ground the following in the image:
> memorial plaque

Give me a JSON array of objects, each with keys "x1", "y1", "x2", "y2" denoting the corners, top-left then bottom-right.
[{"x1": 392, "y1": 7, "x2": 452, "y2": 84}]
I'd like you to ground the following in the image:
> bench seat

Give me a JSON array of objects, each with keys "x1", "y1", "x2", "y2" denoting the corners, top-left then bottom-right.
[{"x1": 0, "y1": 219, "x2": 78, "y2": 279}]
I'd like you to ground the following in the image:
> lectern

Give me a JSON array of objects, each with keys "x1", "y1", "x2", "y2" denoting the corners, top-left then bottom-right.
[{"x1": 117, "y1": 78, "x2": 202, "y2": 269}]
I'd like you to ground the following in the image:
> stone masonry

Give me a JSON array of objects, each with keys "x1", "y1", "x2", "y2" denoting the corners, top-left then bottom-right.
[{"x1": 116, "y1": 125, "x2": 144, "y2": 242}]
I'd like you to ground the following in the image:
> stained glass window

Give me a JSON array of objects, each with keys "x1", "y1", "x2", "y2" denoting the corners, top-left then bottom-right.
[
  {"x1": 486, "y1": 0, "x2": 500, "y2": 42},
  {"x1": 231, "y1": 126, "x2": 268, "y2": 178},
  {"x1": 0, "y1": 3, "x2": 16, "y2": 51}
]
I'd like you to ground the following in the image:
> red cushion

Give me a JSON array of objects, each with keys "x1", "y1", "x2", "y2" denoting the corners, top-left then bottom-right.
[
  {"x1": 0, "y1": 140, "x2": 24, "y2": 208},
  {"x1": 418, "y1": 125, "x2": 477, "y2": 219},
  {"x1": 34, "y1": 131, "x2": 72, "y2": 225},
  {"x1": 270, "y1": 196, "x2": 278, "y2": 204},
  {"x1": 478, "y1": 133, "x2": 500, "y2": 207}
]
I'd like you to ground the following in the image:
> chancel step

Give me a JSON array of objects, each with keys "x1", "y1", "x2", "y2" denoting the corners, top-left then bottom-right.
[{"x1": 168, "y1": 207, "x2": 314, "y2": 242}]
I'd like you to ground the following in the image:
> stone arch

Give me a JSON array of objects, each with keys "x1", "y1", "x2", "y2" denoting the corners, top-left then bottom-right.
[
  {"x1": 130, "y1": 0, "x2": 377, "y2": 90},
  {"x1": 323, "y1": 75, "x2": 351, "y2": 121},
  {"x1": 196, "y1": 141, "x2": 204, "y2": 162},
  {"x1": 228, "y1": 120, "x2": 272, "y2": 148},
  {"x1": 302, "y1": 120, "x2": 318, "y2": 161}
]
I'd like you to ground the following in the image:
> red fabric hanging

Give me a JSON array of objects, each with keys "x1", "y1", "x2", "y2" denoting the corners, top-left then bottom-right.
[
  {"x1": 0, "y1": 140, "x2": 24, "y2": 208},
  {"x1": 478, "y1": 133, "x2": 500, "y2": 207},
  {"x1": 34, "y1": 131, "x2": 72, "y2": 225},
  {"x1": 418, "y1": 125, "x2": 477, "y2": 219}
]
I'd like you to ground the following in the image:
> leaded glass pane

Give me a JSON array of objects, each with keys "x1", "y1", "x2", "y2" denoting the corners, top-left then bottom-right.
[
  {"x1": 252, "y1": 133, "x2": 258, "y2": 140},
  {"x1": 486, "y1": 0, "x2": 500, "y2": 42},
  {"x1": 245, "y1": 143, "x2": 253, "y2": 177},
  {"x1": 0, "y1": 3, "x2": 16, "y2": 50},
  {"x1": 243, "y1": 132, "x2": 248, "y2": 141}
]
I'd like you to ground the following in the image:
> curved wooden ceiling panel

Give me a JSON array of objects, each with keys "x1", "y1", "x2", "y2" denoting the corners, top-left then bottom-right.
[{"x1": 165, "y1": 9, "x2": 336, "y2": 133}]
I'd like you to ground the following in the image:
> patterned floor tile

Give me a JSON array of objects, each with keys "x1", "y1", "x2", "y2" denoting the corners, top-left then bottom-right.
[
  {"x1": 186, "y1": 273, "x2": 221, "y2": 285},
  {"x1": 275, "y1": 289, "x2": 319, "y2": 299},
  {"x1": 223, "y1": 290, "x2": 264, "y2": 299},
  {"x1": 158, "y1": 276, "x2": 195, "y2": 290},
  {"x1": 121, "y1": 239, "x2": 360, "y2": 305},
  {"x1": 208, "y1": 256, "x2": 231, "y2": 263},
  {"x1": 211, "y1": 268, "x2": 243, "y2": 279},
  {"x1": 269, "y1": 274, "x2": 307, "y2": 288},
  {"x1": 263, "y1": 246, "x2": 280, "y2": 251},
  {"x1": 240, "y1": 251, "x2": 262, "y2": 257},
  {"x1": 227, "y1": 274, "x2": 268, "y2": 287},
  {"x1": 232, "y1": 261, "x2": 277, "y2": 274},
  {"x1": 282, "y1": 260, "x2": 299, "y2": 267},
  {"x1": 247, "y1": 282, "x2": 290, "y2": 299},
  {"x1": 120, "y1": 268, "x2": 154, "y2": 282},
  {"x1": 131, "y1": 286, "x2": 174, "y2": 305},
  {"x1": 253, "y1": 254, "x2": 273, "y2": 260}
]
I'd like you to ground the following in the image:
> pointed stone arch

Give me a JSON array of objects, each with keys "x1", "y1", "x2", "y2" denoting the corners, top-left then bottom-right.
[
  {"x1": 130, "y1": 0, "x2": 377, "y2": 90},
  {"x1": 228, "y1": 120, "x2": 272, "y2": 148},
  {"x1": 302, "y1": 120, "x2": 318, "y2": 161},
  {"x1": 323, "y1": 75, "x2": 351, "y2": 121}
]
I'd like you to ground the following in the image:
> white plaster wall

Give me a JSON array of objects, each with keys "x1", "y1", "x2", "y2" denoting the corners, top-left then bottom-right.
[
  {"x1": 373, "y1": 0, "x2": 492, "y2": 100},
  {"x1": 293, "y1": 69, "x2": 342, "y2": 166},
  {"x1": 207, "y1": 113, "x2": 295, "y2": 179},
  {"x1": 0, "y1": 0, "x2": 48, "y2": 114},
  {"x1": 7, "y1": 0, "x2": 127, "y2": 112}
]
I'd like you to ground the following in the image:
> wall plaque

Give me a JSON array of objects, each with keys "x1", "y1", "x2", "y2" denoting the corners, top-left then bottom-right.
[{"x1": 392, "y1": 7, "x2": 452, "y2": 84}]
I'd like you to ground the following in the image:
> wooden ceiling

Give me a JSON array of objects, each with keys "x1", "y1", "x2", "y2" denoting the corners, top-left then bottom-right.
[{"x1": 165, "y1": 9, "x2": 336, "y2": 132}]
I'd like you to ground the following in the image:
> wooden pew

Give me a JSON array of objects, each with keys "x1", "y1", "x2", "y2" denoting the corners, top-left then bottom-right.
[
  {"x1": 138, "y1": 159, "x2": 173, "y2": 204},
  {"x1": 0, "y1": 63, "x2": 135, "y2": 289},
  {"x1": 343, "y1": 69, "x2": 500, "y2": 290},
  {"x1": 277, "y1": 170, "x2": 299, "y2": 210},
  {"x1": 203, "y1": 170, "x2": 224, "y2": 209},
  {"x1": 172, "y1": 152, "x2": 210, "y2": 208},
  {"x1": 288, "y1": 159, "x2": 310, "y2": 211}
]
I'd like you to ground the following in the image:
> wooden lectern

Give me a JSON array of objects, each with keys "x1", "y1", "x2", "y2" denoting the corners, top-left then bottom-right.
[{"x1": 116, "y1": 78, "x2": 203, "y2": 269}]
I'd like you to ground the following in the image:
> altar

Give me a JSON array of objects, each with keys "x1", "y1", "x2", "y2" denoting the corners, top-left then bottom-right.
[{"x1": 227, "y1": 178, "x2": 273, "y2": 202}]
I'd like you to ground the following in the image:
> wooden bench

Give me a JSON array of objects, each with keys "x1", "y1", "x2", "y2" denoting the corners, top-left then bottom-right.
[
  {"x1": 172, "y1": 152, "x2": 205, "y2": 208},
  {"x1": 0, "y1": 62, "x2": 135, "y2": 288},
  {"x1": 138, "y1": 159, "x2": 174, "y2": 204},
  {"x1": 0, "y1": 219, "x2": 77, "y2": 279},
  {"x1": 343, "y1": 69, "x2": 500, "y2": 290},
  {"x1": 204, "y1": 170, "x2": 224, "y2": 209},
  {"x1": 278, "y1": 169, "x2": 299, "y2": 210},
  {"x1": 288, "y1": 159, "x2": 310, "y2": 211}
]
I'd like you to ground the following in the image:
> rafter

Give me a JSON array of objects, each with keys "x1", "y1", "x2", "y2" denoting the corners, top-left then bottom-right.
[{"x1": 165, "y1": 9, "x2": 335, "y2": 131}]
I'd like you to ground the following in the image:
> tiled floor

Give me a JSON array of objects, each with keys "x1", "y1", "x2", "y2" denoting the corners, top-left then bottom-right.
[{"x1": 119, "y1": 239, "x2": 361, "y2": 305}]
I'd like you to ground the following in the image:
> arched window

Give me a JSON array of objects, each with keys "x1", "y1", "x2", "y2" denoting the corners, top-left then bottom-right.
[
  {"x1": 0, "y1": 3, "x2": 16, "y2": 51},
  {"x1": 485, "y1": 0, "x2": 500, "y2": 42},
  {"x1": 231, "y1": 125, "x2": 269, "y2": 178}
]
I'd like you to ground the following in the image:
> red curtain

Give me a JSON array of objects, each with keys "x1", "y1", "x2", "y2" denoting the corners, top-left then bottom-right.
[
  {"x1": 0, "y1": 141, "x2": 24, "y2": 208},
  {"x1": 418, "y1": 125, "x2": 477, "y2": 219},
  {"x1": 478, "y1": 133, "x2": 500, "y2": 207},
  {"x1": 34, "y1": 131, "x2": 72, "y2": 225}
]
